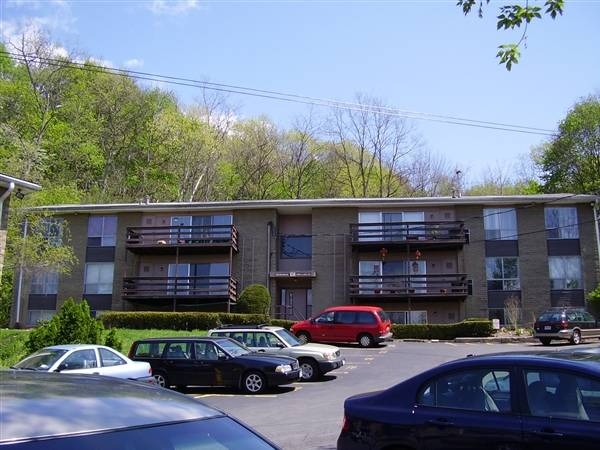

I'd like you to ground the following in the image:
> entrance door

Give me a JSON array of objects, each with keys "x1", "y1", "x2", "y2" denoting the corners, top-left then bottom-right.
[
  {"x1": 359, "y1": 261, "x2": 382, "y2": 294},
  {"x1": 280, "y1": 288, "x2": 311, "y2": 320}
]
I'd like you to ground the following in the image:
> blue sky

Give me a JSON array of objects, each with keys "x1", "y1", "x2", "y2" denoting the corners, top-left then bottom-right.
[{"x1": 1, "y1": 0, "x2": 599, "y2": 184}]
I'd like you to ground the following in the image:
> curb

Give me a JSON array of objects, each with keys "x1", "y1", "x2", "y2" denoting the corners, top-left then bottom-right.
[{"x1": 398, "y1": 336, "x2": 537, "y2": 344}]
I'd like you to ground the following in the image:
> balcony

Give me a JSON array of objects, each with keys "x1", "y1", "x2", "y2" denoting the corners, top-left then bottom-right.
[
  {"x1": 125, "y1": 225, "x2": 238, "y2": 254},
  {"x1": 350, "y1": 221, "x2": 467, "y2": 250},
  {"x1": 122, "y1": 276, "x2": 237, "y2": 303},
  {"x1": 349, "y1": 274, "x2": 469, "y2": 299}
]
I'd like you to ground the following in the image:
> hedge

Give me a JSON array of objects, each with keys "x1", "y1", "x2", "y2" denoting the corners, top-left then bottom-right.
[{"x1": 392, "y1": 320, "x2": 493, "y2": 340}]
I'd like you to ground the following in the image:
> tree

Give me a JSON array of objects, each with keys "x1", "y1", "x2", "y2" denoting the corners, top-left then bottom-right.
[
  {"x1": 457, "y1": 0, "x2": 565, "y2": 70},
  {"x1": 236, "y1": 284, "x2": 271, "y2": 315},
  {"x1": 538, "y1": 96, "x2": 600, "y2": 195}
]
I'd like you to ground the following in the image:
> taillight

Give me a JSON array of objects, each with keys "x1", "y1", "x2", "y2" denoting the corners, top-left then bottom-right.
[
  {"x1": 341, "y1": 415, "x2": 350, "y2": 432},
  {"x1": 561, "y1": 320, "x2": 569, "y2": 329}
]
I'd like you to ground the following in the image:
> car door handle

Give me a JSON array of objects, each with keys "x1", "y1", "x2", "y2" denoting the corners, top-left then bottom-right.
[
  {"x1": 426, "y1": 418, "x2": 455, "y2": 427},
  {"x1": 532, "y1": 429, "x2": 564, "y2": 438}
]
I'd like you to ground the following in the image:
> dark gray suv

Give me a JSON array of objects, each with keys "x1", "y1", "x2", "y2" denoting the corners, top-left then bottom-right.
[{"x1": 533, "y1": 307, "x2": 600, "y2": 345}]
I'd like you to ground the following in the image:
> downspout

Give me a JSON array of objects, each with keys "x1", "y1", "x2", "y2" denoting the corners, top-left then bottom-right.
[
  {"x1": 0, "y1": 182, "x2": 15, "y2": 224},
  {"x1": 593, "y1": 200, "x2": 600, "y2": 279},
  {"x1": 267, "y1": 221, "x2": 273, "y2": 308}
]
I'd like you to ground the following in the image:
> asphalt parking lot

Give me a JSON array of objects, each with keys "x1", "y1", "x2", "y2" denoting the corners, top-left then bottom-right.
[{"x1": 184, "y1": 339, "x2": 584, "y2": 449}]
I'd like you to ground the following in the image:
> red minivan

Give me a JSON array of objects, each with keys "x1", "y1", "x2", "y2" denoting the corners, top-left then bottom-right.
[{"x1": 290, "y1": 305, "x2": 393, "y2": 347}]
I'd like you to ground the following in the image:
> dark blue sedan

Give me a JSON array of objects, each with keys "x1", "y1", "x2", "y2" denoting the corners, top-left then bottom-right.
[{"x1": 338, "y1": 351, "x2": 600, "y2": 450}]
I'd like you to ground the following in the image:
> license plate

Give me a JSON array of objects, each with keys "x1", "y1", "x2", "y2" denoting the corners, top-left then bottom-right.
[{"x1": 544, "y1": 325, "x2": 551, "y2": 331}]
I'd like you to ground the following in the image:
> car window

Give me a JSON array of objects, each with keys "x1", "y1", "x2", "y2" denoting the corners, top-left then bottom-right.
[
  {"x1": 524, "y1": 369, "x2": 600, "y2": 421},
  {"x1": 195, "y1": 342, "x2": 219, "y2": 361},
  {"x1": 99, "y1": 348, "x2": 126, "y2": 367},
  {"x1": 166, "y1": 343, "x2": 190, "y2": 359},
  {"x1": 274, "y1": 328, "x2": 301, "y2": 346},
  {"x1": 417, "y1": 368, "x2": 508, "y2": 413},
  {"x1": 356, "y1": 312, "x2": 376, "y2": 324},
  {"x1": 63, "y1": 349, "x2": 97, "y2": 370},
  {"x1": 12, "y1": 348, "x2": 67, "y2": 370},
  {"x1": 315, "y1": 311, "x2": 334, "y2": 323},
  {"x1": 132, "y1": 342, "x2": 165, "y2": 358},
  {"x1": 377, "y1": 310, "x2": 390, "y2": 322},
  {"x1": 254, "y1": 332, "x2": 271, "y2": 347},
  {"x1": 336, "y1": 311, "x2": 356, "y2": 324}
]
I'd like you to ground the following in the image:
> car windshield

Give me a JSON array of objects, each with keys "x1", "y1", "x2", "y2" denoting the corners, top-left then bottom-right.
[
  {"x1": 274, "y1": 328, "x2": 302, "y2": 347},
  {"x1": 12, "y1": 348, "x2": 68, "y2": 370},
  {"x1": 12, "y1": 416, "x2": 277, "y2": 450},
  {"x1": 377, "y1": 310, "x2": 390, "y2": 322},
  {"x1": 216, "y1": 338, "x2": 252, "y2": 357}
]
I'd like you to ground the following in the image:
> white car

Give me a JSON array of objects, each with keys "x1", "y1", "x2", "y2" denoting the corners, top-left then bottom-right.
[{"x1": 12, "y1": 344, "x2": 155, "y2": 383}]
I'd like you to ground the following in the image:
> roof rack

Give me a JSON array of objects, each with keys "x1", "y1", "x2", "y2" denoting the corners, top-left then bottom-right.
[{"x1": 216, "y1": 323, "x2": 268, "y2": 329}]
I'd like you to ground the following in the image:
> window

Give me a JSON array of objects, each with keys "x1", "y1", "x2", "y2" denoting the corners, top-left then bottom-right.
[
  {"x1": 524, "y1": 369, "x2": 599, "y2": 421},
  {"x1": 486, "y1": 257, "x2": 520, "y2": 290},
  {"x1": 43, "y1": 218, "x2": 63, "y2": 246},
  {"x1": 28, "y1": 309, "x2": 55, "y2": 325},
  {"x1": 281, "y1": 235, "x2": 312, "y2": 258},
  {"x1": 87, "y1": 216, "x2": 117, "y2": 247},
  {"x1": 84, "y1": 262, "x2": 114, "y2": 294},
  {"x1": 30, "y1": 271, "x2": 59, "y2": 295},
  {"x1": 417, "y1": 368, "x2": 509, "y2": 412},
  {"x1": 167, "y1": 263, "x2": 230, "y2": 295},
  {"x1": 545, "y1": 207, "x2": 579, "y2": 239},
  {"x1": 549, "y1": 256, "x2": 582, "y2": 289},
  {"x1": 99, "y1": 348, "x2": 126, "y2": 367},
  {"x1": 483, "y1": 208, "x2": 517, "y2": 240}
]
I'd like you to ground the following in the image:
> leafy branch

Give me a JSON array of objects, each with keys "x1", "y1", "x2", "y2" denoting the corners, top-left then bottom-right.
[{"x1": 457, "y1": 0, "x2": 564, "y2": 70}]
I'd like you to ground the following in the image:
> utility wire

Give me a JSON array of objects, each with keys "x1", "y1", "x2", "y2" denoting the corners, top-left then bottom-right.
[{"x1": 2, "y1": 50, "x2": 557, "y2": 136}]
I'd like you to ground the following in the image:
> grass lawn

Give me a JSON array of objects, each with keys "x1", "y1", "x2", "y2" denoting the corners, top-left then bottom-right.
[{"x1": 0, "y1": 328, "x2": 207, "y2": 368}]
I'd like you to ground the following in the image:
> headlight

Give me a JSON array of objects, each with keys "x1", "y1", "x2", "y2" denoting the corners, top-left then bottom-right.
[
  {"x1": 322, "y1": 352, "x2": 336, "y2": 361},
  {"x1": 275, "y1": 364, "x2": 293, "y2": 374}
]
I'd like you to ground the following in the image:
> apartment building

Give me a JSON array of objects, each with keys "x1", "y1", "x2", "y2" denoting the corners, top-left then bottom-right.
[{"x1": 12, "y1": 195, "x2": 600, "y2": 327}]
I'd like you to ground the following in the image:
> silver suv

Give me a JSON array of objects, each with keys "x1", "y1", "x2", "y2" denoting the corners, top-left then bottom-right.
[{"x1": 208, "y1": 325, "x2": 345, "y2": 381}]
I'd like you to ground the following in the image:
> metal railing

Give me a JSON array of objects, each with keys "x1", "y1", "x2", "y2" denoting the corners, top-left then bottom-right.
[
  {"x1": 350, "y1": 221, "x2": 467, "y2": 244},
  {"x1": 349, "y1": 273, "x2": 468, "y2": 297},
  {"x1": 125, "y1": 224, "x2": 238, "y2": 250},
  {"x1": 122, "y1": 275, "x2": 237, "y2": 300}
]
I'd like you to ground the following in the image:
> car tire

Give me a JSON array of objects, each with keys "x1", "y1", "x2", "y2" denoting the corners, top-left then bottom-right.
[
  {"x1": 571, "y1": 330, "x2": 582, "y2": 345},
  {"x1": 358, "y1": 333, "x2": 374, "y2": 348},
  {"x1": 153, "y1": 371, "x2": 169, "y2": 388},
  {"x1": 296, "y1": 331, "x2": 311, "y2": 344},
  {"x1": 241, "y1": 371, "x2": 266, "y2": 394},
  {"x1": 539, "y1": 338, "x2": 552, "y2": 346},
  {"x1": 299, "y1": 358, "x2": 320, "y2": 381}
]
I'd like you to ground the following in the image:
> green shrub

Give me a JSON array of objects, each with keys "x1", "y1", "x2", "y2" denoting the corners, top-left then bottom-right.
[
  {"x1": 587, "y1": 284, "x2": 600, "y2": 318},
  {"x1": 236, "y1": 284, "x2": 271, "y2": 314},
  {"x1": 391, "y1": 320, "x2": 493, "y2": 340},
  {"x1": 103, "y1": 328, "x2": 123, "y2": 352},
  {"x1": 25, "y1": 299, "x2": 104, "y2": 353},
  {"x1": 100, "y1": 311, "x2": 269, "y2": 330}
]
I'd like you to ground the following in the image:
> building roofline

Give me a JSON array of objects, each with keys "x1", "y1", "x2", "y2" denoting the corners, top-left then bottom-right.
[
  {"x1": 0, "y1": 174, "x2": 42, "y2": 194},
  {"x1": 28, "y1": 194, "x2": 599, "y2": 215}
]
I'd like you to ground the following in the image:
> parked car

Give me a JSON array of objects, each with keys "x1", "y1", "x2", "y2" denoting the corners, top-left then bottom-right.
[
  {"x1": 208, "y1": 324, "x2": 345, "y2": 381},
  {"x1": 0, "y1": 370, "x2": 280, "y2": 449},
  {"x1": 290, "y1": 305, "x2": 392, "y2": 347},
  {"x1": 128, "y1": 336, "x2": 301, "y2": 393},
  {"x1": 533, "y1": 306, "x2": 600, "y2": 345},
  {"x1": 11, "y1": 344, "x2": 154, "y2": 383},
  {"x1": 337, "y1": 350, "x2": 600, "y2": 450}
]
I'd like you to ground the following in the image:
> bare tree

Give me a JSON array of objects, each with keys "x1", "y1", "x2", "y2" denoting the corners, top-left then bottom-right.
[
  {"x1": 504, "y1": 295, "x2": 521, "y2": 331},
  {"x1": 404, "y1": 149, "x2": 455, "y2": 197},
  {"x1": 325, "y1": 94, "x2": 418, "y2": 198}
]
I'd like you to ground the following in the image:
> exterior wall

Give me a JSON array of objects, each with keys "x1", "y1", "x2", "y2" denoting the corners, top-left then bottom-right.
[
  {"x1": 580, "y1": 204, "x2": 600, "y2": 297},
  {"x1": 115, "y1": 212, "x2": 143, "y2": 311},
  {"x1": 459, "y1": 204, "x2": 487, "y2": 319},
  {"x1": 233, "y1": 209, "x2": 277, "y2": 298},
  {"x1": 58, "y1": 214, "x2": 89, "y2": 307},
  {"x1": 518, "y1": 205, "x2": 552, "y2": 326},
  {"x1": 311, "y1": 207, "x2": 356, "y2": 313},
  {"x1": 0, "y1": 192, "x2": 10, "y2": 281}
]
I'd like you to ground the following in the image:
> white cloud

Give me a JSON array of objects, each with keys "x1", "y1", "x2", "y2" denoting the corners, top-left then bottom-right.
[
  {"x1": 148, "y1": 0, "x2": 199, "y2": 15},
  {"x1": 123, "y1": 58, "x2": 144, "y2": 69}
]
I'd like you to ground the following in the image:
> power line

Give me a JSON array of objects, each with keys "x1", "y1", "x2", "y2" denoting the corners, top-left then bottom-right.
[{"x1": 1, "y1": 50, "x2": 557, "y2": 136}]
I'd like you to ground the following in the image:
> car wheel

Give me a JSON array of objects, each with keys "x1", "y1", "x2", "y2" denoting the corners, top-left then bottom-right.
[
  {"x1": 242, "y1": 371, "x2": 266, "y2": 394},
  {"x1": 153, "y1": 371, "x2": 169, "y2": 388},
  {"x1": 539, "y1": 338, "x2": 552, "y2": 346},
  {"x1": 299, "y1": 358, "x2": 320, "y2": 381},
  {"x1": 571, "y1": 330, "x2": 582, "y2": 345},
  {"x1": 358, "y1": 333, "x2": 374, "y2": 348},
  {"x1": 296, "y1": 331, "x2": 310, "y2": 344}
]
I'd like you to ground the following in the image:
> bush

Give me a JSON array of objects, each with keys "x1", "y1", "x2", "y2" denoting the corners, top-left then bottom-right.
[
  {"x1": 236, "y1": 284, "x2": 271, "y2": 315},
  {"x1": 103, "y1": 328, "x2": 123, "y2": 352},
  {"x1": 25, "y1": 299, "x2": 104, "y2": 353},
  {"x1": 587, "y1": 284, "x2": 600, "y2": 318},
  {"x1": 391, "y1": 320, "x2": 493, "y2": 340},
  {"x1": 100, "y1": 311, "x2": 269, "y2": 330}
]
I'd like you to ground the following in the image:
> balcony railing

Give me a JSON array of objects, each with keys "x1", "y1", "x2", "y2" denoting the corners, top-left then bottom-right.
[
  {"x1": 122, "y1": 276, "x2": 237, "y2": 301},
  {"x1": 125, "y1": 224, "x2": 238, "y2": 252},
  {"x1": 350, "y1": 221, "x2": 467, "y2": 246},
  {"x1": 349, "y1": 274, "x2": 468, "y2": 298}
]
